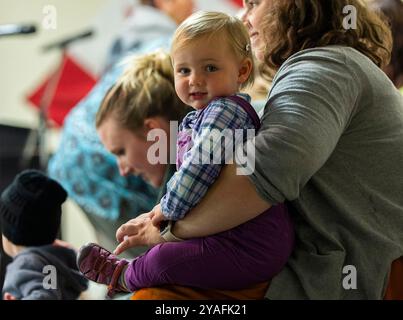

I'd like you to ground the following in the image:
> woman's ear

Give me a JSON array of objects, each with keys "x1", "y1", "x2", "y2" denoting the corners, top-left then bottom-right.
[
  {"x1": 144, "y1": 118, "x2": 162, "y2": 131},
  {"x1": 238, "y1": 58, "x2": 253, "y2": 85},
  {"x1": 143, "y1": 117, "x2": 170, "y2": 133}
]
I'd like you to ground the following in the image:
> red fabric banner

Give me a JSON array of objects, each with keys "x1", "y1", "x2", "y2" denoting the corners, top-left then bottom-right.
[
  {"x1": 230, "y1": 0, "x2": 243, "y2": 7},
  {"x1": 27, "y1": 54, "x2": 97, "y2": 127}
]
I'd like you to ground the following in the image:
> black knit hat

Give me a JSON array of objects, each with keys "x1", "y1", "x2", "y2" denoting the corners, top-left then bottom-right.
[{"x1": 0, "y1": 170, "x2": 67, "y2": 246}]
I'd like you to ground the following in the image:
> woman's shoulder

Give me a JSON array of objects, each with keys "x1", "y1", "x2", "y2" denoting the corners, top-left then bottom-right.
[
  {"x1": 271, "y1": 46, "x2": 373, "y2": 92},
  {"x1": 277, "y1": 46, "x2": 375, "y2": 76},
  {"x1": 284, "y1": 45, "x2": 359, "y2": 62}
]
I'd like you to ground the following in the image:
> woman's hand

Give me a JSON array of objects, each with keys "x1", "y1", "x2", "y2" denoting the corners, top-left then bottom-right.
[
  {"x1": 114, "y1": 212, "x2": 165, "y2": 255},
  {"x1": 173, "y1": 163, "x2": 271, "y2": 238}
]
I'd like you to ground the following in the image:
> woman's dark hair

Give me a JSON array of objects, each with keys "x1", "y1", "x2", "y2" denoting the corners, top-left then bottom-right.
[
  {"x1": 371, "y1": 0, "x2": 403, "y2": 88},
  {"x1": 256, "y1": 0, "x2": 392, "y2": 77}
]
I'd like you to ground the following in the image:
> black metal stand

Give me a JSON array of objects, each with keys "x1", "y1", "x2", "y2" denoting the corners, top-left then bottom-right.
[
  {"x1": 22, "y1": 51, "x2": 67, "y2": 171},
  {"x1": 21, "y1": 29, "x2": 94, "y2": 171}
]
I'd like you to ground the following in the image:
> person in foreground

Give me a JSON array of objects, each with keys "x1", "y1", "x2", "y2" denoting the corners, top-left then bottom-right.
[
  {"x1": 81, "y1": 0, "x2": 403, "y2": 300},
  {"x1": 76, "y1": 11, "x2": 294, "y2": 299},
  {"x1": 0, "y1": 170, "x2": 88, "y2": 300}
]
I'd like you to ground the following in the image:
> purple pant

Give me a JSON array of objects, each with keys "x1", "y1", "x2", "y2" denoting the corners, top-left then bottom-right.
[{"x1": 124, "y1": 204, "x2": 294, "y2": 291}]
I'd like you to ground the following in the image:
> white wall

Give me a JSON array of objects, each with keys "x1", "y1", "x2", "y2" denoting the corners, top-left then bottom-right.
[{"x1": 0, "y1": 0, "x2": 108, "y2": 128}]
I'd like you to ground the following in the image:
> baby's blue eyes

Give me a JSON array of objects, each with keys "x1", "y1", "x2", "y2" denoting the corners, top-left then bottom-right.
[
  {"x1": 179, "y1": 68, "x2": 190, "y2": 75},
  {"x1": 177, "y1": 65, "x2": 218, "y2": 74},
  {"x1": 205, "y1": 65, "x2": 218, "y2": 72}
]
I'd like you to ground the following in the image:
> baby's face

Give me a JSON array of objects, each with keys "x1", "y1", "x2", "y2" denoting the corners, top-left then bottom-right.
[{"x1": 172, "y1": 36, "x2": 245, "y2": 110}]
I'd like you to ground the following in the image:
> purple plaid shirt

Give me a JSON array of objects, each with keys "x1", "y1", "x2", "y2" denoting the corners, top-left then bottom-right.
[{"x1": 160, "y1": 93, "x2": 257, "y2": 220}]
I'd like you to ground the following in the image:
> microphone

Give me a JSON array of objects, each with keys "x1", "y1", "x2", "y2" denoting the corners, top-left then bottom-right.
[
  {"x1": 42, "y1": 29, "x2": 94, "y2": 52},
  {"x1": 0, "y1": 24, "x2": 37, "y2": 37}
]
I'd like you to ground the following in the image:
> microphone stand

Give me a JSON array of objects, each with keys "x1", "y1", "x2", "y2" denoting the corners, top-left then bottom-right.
[
  {"x1": 38, "y1": 51, "x2": 67, "y2": 171},
  {"x1": 21, "y1": 50, "x2": 67, "y2": 172},
  {"x1": 22, "y1": 30, "x2": 94, "y2": 171},
  {"x1": 0, "y1": 24, "x2": 36, "y2": 37}
]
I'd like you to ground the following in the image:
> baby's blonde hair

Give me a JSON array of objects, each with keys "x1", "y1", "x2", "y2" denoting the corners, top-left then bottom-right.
[
  {"x1": 171, "y1": 11, "x2": 254, "y2": 89},
  {"x1": 96, "y1": 50, "x2": 188, "y2": 134}
]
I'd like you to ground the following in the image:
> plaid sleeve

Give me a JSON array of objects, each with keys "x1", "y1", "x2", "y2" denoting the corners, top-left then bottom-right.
[{"x1": 160, "y1": 97, "x2": 252, "y2": 221}]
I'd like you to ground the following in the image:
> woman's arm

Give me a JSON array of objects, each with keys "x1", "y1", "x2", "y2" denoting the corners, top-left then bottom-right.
[
  {"x1": 173, "y1": 162, "x2": 271, "y2": 239},
  {"x1": 112, "y1": 163, "x2": 270, "y2": 250}
]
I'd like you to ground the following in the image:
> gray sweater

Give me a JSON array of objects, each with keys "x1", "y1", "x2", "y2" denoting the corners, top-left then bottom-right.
[
  {"x1": 2, "y1": 245, "x2": 88, "y2": 300},
  {"x1": 241, "y1": 46, "x2": 403, "y2": 299}
]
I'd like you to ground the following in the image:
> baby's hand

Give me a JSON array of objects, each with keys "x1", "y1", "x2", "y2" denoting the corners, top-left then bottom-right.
[
  {"x1": 114, "y1": 213, "x2": 164, "y2": 255},
  {"x1": 150, "y1": 204, "x2": 166, "y2": 227},
  {"x1": 114, "y1": 217, "x2": 149, "y2": 255}
]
